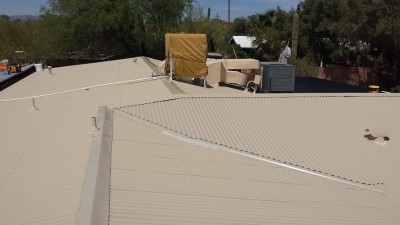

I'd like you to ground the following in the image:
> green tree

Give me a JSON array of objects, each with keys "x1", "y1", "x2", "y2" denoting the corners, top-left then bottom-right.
[
  {"x1": 0, "y1": 19, "x2": 38, "y2": 63},
  {"x1": 291, "y1": 13, "x2": 299, "y2": 64},
  {"x1": 37, "y1": 0, "x2": 193, "y2": 59},
  {"x1": 365, "y1": 0, "x2": 400, "y2": 87},
  {"x1": 298, "y1": 0, "x2": 345, "y2": 64},
  {"x1": 189, "y1": 18, "x2": 228, "y2": 53},
  {"x1": 231, "y1": 17, "x2": 249, "y2": 35},
  {"x1": 0, "y1": 15, "x2": 10, "y2": 21},
  {"x1": 247, "y1": 7, "x2": 293, "y2": 61},
  {"x1": 181, "y1": 0, "x2": 204, "y2": 33}
]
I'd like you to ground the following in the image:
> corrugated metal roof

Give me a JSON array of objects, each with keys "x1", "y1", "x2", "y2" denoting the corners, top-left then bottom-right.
[
  {"x1": 115, "y1": 94, "x2": 400, "y2": 199},
  {"x1": 109, "y1": 110, "x2": 400, "y2": 225},
  {"x1": 2, "y1": 54, "x2": 400, "y2": 224},
  {"x1": 0, "y1": 57, "x2": 173, "y2": 225},
  {"x1": 0, "y1": 56, "x2": 245, "y2": 225}
]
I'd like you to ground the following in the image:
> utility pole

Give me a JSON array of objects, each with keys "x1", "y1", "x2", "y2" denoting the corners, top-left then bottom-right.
[
  {"x1": 226, "y1": 0, "x2": 231, "y2": 43},
  {"x1": 227, "y1": 0, "x2": 231, "y2": 34},
  {"x1": 208, "y1": 7, "x2": 211, "y2": 20}
]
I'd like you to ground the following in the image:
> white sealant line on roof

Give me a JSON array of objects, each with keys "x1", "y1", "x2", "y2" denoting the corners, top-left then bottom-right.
[
  {"x1": 163, "y1": 130, "x2": 218, "y2": 150},
  {"x1": 162, "y1": 130, "x2": 385, "y2": 194},
  {"x1": 0, "y1": 76, "x2": 168, "y2": 102}
]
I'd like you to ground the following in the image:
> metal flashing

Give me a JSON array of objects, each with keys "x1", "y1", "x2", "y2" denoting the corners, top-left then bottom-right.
[{"x1": 75, "y1": 106, "x2": 114, "y2": 225}]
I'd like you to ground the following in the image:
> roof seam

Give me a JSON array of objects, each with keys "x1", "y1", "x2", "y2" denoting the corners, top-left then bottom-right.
[{"x1": 114, "y1": 95, "x2": 400, "y2": 109}]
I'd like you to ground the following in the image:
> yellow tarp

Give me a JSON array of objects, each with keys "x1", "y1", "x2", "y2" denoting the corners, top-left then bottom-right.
[{"x1": 165, "y1": 34, "x2": 208, "y2": 78}]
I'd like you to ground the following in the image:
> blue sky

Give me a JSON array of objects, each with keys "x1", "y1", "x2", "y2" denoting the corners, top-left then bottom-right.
[
  {"x1": 0, "y1": 0, "x2": 46, "y2": 15},
  {"x1": 1, "y1": 0, "x2": 301, "y2": 19},
  {"x1": 198, "y1": 0, "x2": 301, "y2": 20}
]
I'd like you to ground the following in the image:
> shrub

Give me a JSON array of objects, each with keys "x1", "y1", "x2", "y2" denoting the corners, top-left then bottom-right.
[{"x1": 295, "y1": 57, "x2": 318, "y2": 77}]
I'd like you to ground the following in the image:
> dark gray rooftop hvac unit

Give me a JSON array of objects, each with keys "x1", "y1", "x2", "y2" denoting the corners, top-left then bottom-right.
[{"x1": 260, "y1": 62, "x2": 296, "y2": 93}]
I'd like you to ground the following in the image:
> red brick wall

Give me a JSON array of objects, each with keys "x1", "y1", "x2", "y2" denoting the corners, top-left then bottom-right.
[{"x1": 317, "y1": 67, "x2": 370, "y2": 87}]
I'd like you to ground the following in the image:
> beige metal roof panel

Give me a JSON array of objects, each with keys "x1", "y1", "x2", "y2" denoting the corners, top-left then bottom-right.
[
  {"x1": 0, "y1": 57, "x2": 171, "y2": 225},
  {"x1": 115, "y1": 95, "x2": 400, "y2": 197},
  {"x1": 2, "y1": 54, "x2": 399, "y2": 224},
  {"x1": 110, "y1": 111, "x2": 400, "y2": 225}
]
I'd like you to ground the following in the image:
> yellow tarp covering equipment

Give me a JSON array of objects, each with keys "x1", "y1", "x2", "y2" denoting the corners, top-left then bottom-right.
[{"x1": 165, "y1": 33, "x2": 208, "y2": 78}]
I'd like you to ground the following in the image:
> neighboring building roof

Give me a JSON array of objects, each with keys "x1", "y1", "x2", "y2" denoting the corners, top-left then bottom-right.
[
  {"x1": 0, "y1": 65, "x2": 34, "y2": 89},
  {"x1": 0, "y1": 70, "x2": 11, "y2": 81},
  {"x1": 1, "y1": 56, "x2": 400, "y2": 225},
  {"x1": 229, "y1": 36, "x2": 257, "y2": 49}
]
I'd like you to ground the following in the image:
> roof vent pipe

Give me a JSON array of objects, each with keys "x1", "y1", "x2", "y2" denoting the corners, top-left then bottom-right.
[
  {"x1": 30, "y1": 98, "x2": 39, "y2": 112},
  {"x1": 169, "y1": 51, "x2": 174, "y2": 81},
  {"x1": 88, "y1": 117, "x2": 100, "y2": 135},
  {"x1": 47, "y1": 66, "x2": 53, "y2": 75}
]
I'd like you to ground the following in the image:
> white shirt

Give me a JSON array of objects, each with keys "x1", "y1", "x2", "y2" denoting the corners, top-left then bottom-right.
[{"x1": 279, "y1": 46, "x2": 291, "y2": 64}]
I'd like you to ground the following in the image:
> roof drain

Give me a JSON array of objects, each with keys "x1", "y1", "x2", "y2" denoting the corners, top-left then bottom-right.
[{"x1": 162, "y1": 130, "x2": 385, "y2": 194}]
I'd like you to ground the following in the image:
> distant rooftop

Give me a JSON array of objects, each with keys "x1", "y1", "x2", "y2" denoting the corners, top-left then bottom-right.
[{"x1": 229, "y1": 36, "x2": 257, "y2": 49}]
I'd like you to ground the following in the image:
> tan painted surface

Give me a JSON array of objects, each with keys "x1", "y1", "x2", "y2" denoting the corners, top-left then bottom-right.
[
  {"x1": 206, "y1": 61, "x2": 223, "y2": 85},
  {"x1": 115, "y1": 95, "x2": 400, "y2": 193},
  {"x1": 0, "y1": 57, "x2": 170, "y2": 224},
  {"x1": 207, "y1": 59, "x2": 260, "y2": 86},
  {"x1": 110, "y1": 107, "x2": 400, "y2": 225},
  {"x1": 2, "y1": 56, "x2": 400, "y2": 225}
]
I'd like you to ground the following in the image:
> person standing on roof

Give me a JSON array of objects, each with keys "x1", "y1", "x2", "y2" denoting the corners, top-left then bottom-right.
[{"x1": 278, "y1": 40, "x2": 291, "y2": 64}]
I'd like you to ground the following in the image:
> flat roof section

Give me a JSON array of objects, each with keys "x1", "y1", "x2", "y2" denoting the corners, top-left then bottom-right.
[{"x1": 294, "y1": 76, "x2": 369, "y2": 93}]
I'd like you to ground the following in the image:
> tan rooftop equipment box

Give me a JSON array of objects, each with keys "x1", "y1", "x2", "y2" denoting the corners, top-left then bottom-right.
[{"x1": 165, "y1": 33, "x2": 208, "y2": 78}]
